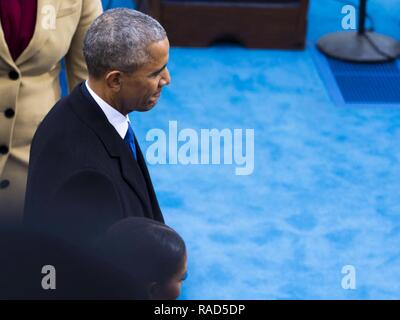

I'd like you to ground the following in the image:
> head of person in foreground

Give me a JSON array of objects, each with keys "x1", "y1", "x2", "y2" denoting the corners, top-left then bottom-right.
[{"x1": 98, "y1": 217, "x2": 188, "y2": 300}]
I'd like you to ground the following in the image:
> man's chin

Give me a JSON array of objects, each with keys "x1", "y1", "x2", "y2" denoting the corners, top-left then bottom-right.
[{"x1": 138, "y1": 99, "x2": 158, "y2": 112}]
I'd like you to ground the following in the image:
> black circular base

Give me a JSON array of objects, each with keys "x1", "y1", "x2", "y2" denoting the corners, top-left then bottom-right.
[{"x1": 317, "y1": 31, "x2": 400, "y2": 63}]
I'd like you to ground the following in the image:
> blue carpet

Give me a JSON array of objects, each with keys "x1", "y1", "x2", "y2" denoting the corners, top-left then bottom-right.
[{"x1": 60, "y1": 0, "x2": 400, "y2": 299}]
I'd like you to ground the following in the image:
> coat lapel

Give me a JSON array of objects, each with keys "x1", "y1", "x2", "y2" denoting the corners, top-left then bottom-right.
[
  {"x1": 134, "y1": 137, "x2": 164, "y2": 222},
  {"x1": 69, "y1": 83, "x2": 153, "y2": 216},
  {"x1": 0, "y1": 24, "x2": 14, "y2": 68},
  {"x1": 117, "y1": 144, "x2": 153, "y2": 217}
]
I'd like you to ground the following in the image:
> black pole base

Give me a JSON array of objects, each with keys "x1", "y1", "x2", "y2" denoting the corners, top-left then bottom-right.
[{"x1": 317, "y1": 31, "x2": 400, "y2": 63}]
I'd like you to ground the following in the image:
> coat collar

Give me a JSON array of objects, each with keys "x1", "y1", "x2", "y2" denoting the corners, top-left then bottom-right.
[{"x1": 68, "y1": 83, "x2": 153, "y2": 216}]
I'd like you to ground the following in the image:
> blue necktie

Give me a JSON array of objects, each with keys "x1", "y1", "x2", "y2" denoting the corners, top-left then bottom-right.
[{"x1": 124, "y1": 124, "x2": 137, "y2": 160}]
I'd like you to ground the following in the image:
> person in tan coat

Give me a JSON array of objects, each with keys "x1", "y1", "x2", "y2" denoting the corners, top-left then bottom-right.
[{"x1": 0, "y1": 0, "x2": 102, "y2": 221}]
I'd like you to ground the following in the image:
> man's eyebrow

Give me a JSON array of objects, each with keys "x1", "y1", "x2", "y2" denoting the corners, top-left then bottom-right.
[{"x1": 150, "y1": 64, "x2": 167, "y2": 76}]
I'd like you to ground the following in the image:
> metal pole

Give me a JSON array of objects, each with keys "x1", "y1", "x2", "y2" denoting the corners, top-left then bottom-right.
[{"x1": 358, "y1": 0, "x2": 367, "y2": 34}]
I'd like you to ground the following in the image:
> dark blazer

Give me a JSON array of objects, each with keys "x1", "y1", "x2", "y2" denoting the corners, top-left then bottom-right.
[
  {"x1": 24, "y1": 83, "x2": 164, "y2": 245},
  {"x1": 0, "y1": 223, "x2": 144, "y2": 299}
]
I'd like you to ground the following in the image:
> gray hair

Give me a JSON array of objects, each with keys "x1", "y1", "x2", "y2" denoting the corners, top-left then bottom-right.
[{"x1": 83, "y1": 8, "x2": 167, "y2": 78}]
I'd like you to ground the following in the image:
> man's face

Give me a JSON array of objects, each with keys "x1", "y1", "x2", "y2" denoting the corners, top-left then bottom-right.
[
  {"x1": 161, "y1": 253, "x2": 188, "y2": 300},
  {"x1": 120, "y1": 38, "x2": 171, "y2": 113},
  {"x1": 150, "y1": 253, "x2": 188, "y2": 300}
]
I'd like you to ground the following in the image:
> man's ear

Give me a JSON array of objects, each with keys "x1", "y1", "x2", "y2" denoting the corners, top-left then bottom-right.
[
  {"x1": 147, "y1": 281, "x2": 162, "y2": 300},
  {"x1": 105, "y1": 71, "x2": 122, "y2": 92}
]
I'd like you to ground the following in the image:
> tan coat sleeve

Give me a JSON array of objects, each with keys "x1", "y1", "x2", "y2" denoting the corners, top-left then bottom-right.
[{"x1": 65, "y1": 0, "x2": 103, "y2": 92}]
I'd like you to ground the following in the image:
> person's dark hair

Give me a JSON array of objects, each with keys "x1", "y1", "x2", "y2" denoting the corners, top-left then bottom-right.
[{"x1": 98, "y1": 217, "x2": 186, "y2": 290}]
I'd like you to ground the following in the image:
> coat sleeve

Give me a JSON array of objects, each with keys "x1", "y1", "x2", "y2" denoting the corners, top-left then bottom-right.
[
  {"x1": 64, "y1": 0, "x2": 103, "y2": 92},
  {"x1": 47, "y1": 169, "x2": 122, "y2": 246}
]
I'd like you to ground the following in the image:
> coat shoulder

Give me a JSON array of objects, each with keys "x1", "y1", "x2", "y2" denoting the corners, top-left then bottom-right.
[{"x1": 33, "y1": 86, "x2": 87, "y2": 143}]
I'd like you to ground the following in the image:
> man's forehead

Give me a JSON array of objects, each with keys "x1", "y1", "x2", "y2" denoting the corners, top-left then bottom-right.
[
  {"x1": 148, "y1": 38, "x2": 169, "y2": 56},
  {"x1": 142, "y1": 56, "x2": 168, "y2": 73},
  {"x1": 136, "y1": 39, "x2": 169, "y2": 72},
  {"x1": 145, "y1": 52, "x2": 169, "y2": 71}
]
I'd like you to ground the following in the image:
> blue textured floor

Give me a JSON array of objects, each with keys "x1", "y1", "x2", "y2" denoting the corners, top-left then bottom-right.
[
  {"x1": 313, "y1": 52, "x2": 400, "y2": 106},
  {"x1": 90, "y1": 0, "x2": 400, "y2": 299}
]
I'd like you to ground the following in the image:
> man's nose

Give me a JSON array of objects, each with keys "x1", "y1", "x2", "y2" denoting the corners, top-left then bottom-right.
[{"x1": 160, "y1": 67, "x2": 171, "y2": 87}]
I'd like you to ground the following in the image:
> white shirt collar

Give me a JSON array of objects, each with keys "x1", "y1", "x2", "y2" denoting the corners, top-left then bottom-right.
[{"x1": 85, "y1": 80, "x2": 130, "y2": 139}]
